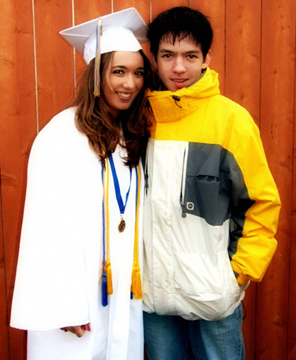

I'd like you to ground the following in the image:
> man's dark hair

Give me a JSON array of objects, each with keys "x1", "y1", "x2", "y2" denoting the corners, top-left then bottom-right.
[{"x1": 148, "y1": 6, "x2": 213, "y2": 59}]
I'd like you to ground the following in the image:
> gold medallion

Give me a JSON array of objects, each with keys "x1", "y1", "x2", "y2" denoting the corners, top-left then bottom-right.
[{"x1": 118, "y1": 218, "x2": 126, "y2": 232}]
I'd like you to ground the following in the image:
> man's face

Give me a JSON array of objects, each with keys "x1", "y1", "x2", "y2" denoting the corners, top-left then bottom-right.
[{"x1": 154, "y1": 36, "x2": 211, "y2": 92}]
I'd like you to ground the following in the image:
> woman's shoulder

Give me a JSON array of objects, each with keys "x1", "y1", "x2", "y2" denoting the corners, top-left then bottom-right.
[
  {"x1": 30, "y1": 107, "x2": 86, "y2": 157},
  {"x1": 39, "y1": 107, "x2": 77, "y2": 135}
]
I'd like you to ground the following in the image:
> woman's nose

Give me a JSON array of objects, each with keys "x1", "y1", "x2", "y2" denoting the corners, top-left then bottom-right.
[{"x1": 123, "y1": 74, "x2": 136, "y2": 89}]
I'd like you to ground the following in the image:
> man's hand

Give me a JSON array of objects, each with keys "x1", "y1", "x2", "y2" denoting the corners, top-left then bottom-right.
[{"x1": 60, "y1": 323, "x2": 91, "y2": 337}]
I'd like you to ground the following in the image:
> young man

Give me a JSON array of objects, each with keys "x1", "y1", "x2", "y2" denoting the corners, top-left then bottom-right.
[{"x1": 143, "y1": 7, "x2": 281, "y2": 360}]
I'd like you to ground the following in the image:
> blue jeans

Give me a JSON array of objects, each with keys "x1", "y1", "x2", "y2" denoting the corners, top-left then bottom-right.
[{"x1": 144, "y1": 304, "x2": 245, "y2": 360}]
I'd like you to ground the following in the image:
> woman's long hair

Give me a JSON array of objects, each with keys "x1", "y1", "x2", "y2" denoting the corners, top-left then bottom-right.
[{"x1": 72, "y1": 50, "x2": 152, "y2": 167}]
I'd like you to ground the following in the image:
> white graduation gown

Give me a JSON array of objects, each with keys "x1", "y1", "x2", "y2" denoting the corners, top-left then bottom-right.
[{"x1": 10, "y1": 108, "x2": 144, "y2": 360}]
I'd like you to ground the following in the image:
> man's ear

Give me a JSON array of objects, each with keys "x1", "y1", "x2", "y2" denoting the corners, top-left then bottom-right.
[{"x1": 202, "y1": 49, "x2": 212, "y2": 69}]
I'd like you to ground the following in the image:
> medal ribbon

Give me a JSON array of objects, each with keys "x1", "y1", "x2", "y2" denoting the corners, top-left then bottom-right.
[{"x1": 109, "y1": 154, "x2": 132, "y2": 221}]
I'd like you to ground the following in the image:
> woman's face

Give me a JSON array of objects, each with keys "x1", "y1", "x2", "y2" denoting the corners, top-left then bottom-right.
[{"x1": 102, "y1": 51, "x2": 145, "y2": 118}]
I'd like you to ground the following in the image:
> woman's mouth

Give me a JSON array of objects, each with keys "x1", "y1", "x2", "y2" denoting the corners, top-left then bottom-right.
[{"x1": 117, "y1": 92, "x2": 132, "y2": 100}]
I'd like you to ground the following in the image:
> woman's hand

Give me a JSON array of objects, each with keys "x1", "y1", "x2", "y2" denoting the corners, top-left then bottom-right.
[{"x1": 60, "y1": 323, "x2": 91, "y2": 337}]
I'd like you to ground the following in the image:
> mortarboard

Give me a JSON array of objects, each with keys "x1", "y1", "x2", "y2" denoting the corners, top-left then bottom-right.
[
  {"x1": 60, "y1": 7, "x2": 148, "y2": 62},
  {"x1": 60, "y1": 8, "x2": 148, "y2": 96}
]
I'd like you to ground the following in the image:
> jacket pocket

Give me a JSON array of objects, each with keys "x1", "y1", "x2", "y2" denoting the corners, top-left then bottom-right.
[
  {"x1": 184, "y1": 171, "x2": 230, "y2": 226},
  {"x1": 173, "y1": 249, "x2": 241, "y2": 320},
  {"x1": 183, "y1": 143, "x2": 230, "y2": 226}
]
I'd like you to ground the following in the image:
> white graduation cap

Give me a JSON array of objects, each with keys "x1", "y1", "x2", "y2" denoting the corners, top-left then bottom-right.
[{"x1": 59, "y1": 7, "x2": 148, "y2": 64}]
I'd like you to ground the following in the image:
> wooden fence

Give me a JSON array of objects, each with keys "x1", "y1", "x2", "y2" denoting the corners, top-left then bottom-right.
[{"x1": 0, "y1": 0, "x2": 295, "y2": 359}]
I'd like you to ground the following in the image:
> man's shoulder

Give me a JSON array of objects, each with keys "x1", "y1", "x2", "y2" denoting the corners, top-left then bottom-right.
[
  {"x1": 211, "y1": 94, "x2": 250, "y2": 116},
  {"x1": 208, "y1": 94, "x2": 256, "y2": 128}
]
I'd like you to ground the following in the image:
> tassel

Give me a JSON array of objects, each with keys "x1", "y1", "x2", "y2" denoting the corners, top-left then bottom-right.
[
  {"x1": 105, "y1": 260, "x2": 113, "y2": 295},
  {"x1": 131, "y1": 264, "x2": 142, "y2": 299},
  {"x1": 94, "y1": 18, "x2": 102, "y2": 97},
  {"x1": 102, "y1": 272, "x2": 108, "y2": 307}
]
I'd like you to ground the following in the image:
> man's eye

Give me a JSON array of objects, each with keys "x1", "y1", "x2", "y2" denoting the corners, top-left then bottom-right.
[
  {"x1": 162, "y1": 54, "x2": 172, "y2": 58},
  {"x1": 188, "y1": 54, "x2": 197, "y2": 59}
]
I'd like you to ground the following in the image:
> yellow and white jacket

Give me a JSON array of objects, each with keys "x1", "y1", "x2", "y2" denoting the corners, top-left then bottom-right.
[{"x1": 143, "y1": 69, "x2": 281, "y2": 321}]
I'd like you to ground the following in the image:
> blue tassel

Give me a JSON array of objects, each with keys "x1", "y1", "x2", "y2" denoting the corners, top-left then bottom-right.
[
  {"x1": 130, "y1": 292, "x2": 133, "y2": 300},
  {"x1": 102, "y1": 272, "x2": 108, "y2": 307}
]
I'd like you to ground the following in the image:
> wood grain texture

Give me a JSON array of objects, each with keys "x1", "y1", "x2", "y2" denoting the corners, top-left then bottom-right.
[
  {"x1": 0, "y1": 0, "x2": 37, "y2": 358},
  {"x1": 289, "y1": 18, "x2": 296, "y2": 358},
  {"x1": 225, "y1": 0, "x2": 261, "y2": 123},
  {"x1": 151, "y1": 0, "x2": 188, "y2": 18},
  {"x1": 256, "y1": 0, "x2": 295, "y2": 359},
  {"x1": 34, "y1": 0, "x2": 74, "y2": 131},
  {"x1": 190, "y1": 0, "x2": 226, "y2": 93},
  {"x1": 0, "y1": 1, "x2": 295, "y2": 359}
]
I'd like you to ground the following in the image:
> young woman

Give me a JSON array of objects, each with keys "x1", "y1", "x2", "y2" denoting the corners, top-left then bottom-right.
[{"x1": 10, "y1": 8, "x2": 151, "y2": 360}]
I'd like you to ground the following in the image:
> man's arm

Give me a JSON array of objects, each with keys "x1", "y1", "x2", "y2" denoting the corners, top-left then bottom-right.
[{"x1": 228, "y1": 121, "x2": 281, "y2": 286}]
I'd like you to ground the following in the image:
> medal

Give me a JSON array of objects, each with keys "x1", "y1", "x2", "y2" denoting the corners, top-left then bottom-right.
[{"x1": 118, "y1": 217, "x2": 126, "y2": 232}]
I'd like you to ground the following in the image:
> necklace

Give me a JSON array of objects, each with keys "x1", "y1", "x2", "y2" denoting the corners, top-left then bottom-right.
[{"x1": 101, "y1": 155, "x2": 142, "y2": 306}]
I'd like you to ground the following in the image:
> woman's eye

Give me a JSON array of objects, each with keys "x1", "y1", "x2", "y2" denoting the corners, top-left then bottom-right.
[
  {"x1": 113, "y1": 70, "x2": 124, "y2": 74},
  {"x1": 135, "y1": 71, "x2": 144, "y2": 76}
]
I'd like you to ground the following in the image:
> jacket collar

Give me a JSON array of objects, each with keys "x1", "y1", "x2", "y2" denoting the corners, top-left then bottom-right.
[{"x1": 147, "y1": 68, "x2": 220, "y2": 124}]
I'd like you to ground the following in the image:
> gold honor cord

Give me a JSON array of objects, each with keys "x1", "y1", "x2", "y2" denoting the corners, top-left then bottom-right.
[
  {"x1": 101, "y1": 160, "x2": 142, "y2": 306},
  {"x1": 131, "y1": 163, "x2": 142, "y2": 299},
  {"x1": 104, "y1": 159, "x2": 113, "y2": 296}
]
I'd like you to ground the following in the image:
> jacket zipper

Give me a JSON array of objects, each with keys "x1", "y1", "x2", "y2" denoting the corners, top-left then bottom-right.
[
  {"x1": 145, "y1": 144, "x2": 149, "y2": 195},
  {"x1": 180, "y1": 145, "x2": 188, "y2": 218},
  {"x1": 145, "y1": 163, "x2": 149, "y2": 195}
]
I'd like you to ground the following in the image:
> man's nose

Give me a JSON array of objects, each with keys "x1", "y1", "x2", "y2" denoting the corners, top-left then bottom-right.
[{"x1": 172, "y1": 57, "x2": 186, "y2": 73}]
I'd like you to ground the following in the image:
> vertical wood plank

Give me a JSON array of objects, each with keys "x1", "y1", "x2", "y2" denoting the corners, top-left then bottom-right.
[
  {"x1": 113, "y1": 0, "x2": 150, "y2": 21},
  {"x1": 151, "y1": 0, "x2": 188, "y2": 19},
  {"x1": 0, "y1": 0, "x2": 37, "y2": 358},
  {"x1": 34, "y1": 0, "x2": 74, "y2": 131},
  {"x1": 287, "y1": 2, "x2": 296, "y2": 358},
  {"x1": 257, "y1": 0, "x2": 295, "y2": 358},
  {"x1": 0, "y1": 187, "x2": 9, "y2": 360},
  {"x1": 0, "y1": 1, "x2": 14, "y2": 357},
  {"x1": 289, "y1": 212, "x2": 296, "y2": 360},
  {"x1": 225, "y1": 2, "x2": 262, "y2": 358},
  {"x1": 189, "y1": 0, "x2": 226, "y2": 93},
  {"x1": 225, "y1": 0, "x2": 261, "y2": 124}
]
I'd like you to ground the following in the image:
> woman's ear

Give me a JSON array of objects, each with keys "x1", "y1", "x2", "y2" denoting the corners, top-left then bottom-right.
[{"x1": 202, "y1": 49, "x2": 212, "y2": 69}]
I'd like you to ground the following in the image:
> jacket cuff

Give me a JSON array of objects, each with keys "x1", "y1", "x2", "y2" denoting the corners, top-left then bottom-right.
[{"x1": 236, "y1": 273, "x2": 248, "y2": 286}]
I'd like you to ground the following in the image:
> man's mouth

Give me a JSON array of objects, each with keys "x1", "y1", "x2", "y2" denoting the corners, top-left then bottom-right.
[
  {"x1": 172, "y1": 78, "x2": 188, "y2": 83},
  {"x1": 171, "y1": 78, "x2": 188, "y2": 89}
]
